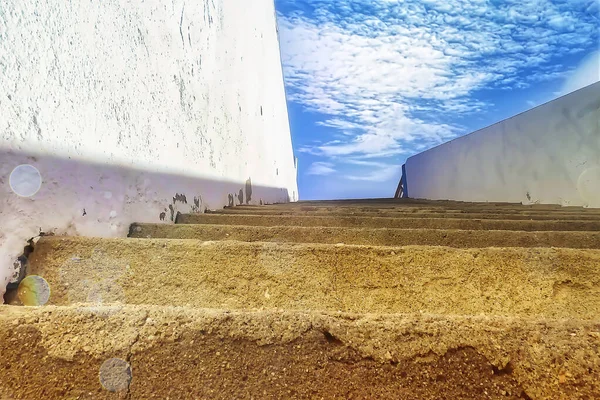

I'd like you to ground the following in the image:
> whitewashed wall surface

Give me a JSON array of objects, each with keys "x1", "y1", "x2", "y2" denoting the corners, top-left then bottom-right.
[
  {"x1": 405, "y1": 82, "x2": 600, "y2": 208},
  {"x1": 0, "y1": 0, "x2": 298, "y2": 300}
]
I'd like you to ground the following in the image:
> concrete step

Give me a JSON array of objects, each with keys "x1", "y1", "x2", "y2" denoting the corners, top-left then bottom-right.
[
  {"x1": 251, "y1": 198, "x2": 598, "y2": 210},
  {"x1": 229, "y1": 203, "x2": 600, "y2": 214},
  {"x1": 1, "y1": 305, "x2": 598, "y2": 399},
  {"x1": 177, "y1": 213, "x2": 600, "y2": 231},
  {"x1": 208, "y1": 208, "x2": 600, "y2": 220},
  {"x1": 284, "y1": 198, "x2": 524, "y2": 206},
  {"x1": 282, "y1": 199, "x2": 541, "y2": 208},
  {"x1": 298, "y1": 199, "x2": 596, "y2": 210},
  {"x1": 129, "y1": 223, "x2": 600, "y2": 249},
  {"x1": 25, "y1": 237, "x2": 600, "y2": 319}
]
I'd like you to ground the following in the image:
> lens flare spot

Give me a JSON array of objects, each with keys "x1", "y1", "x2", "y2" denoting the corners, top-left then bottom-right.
[
  {"x1": 17, "y1": 275, "x2": 51, "y2": 306},
  {"x1": 99, "y1": 358, "x2": 132, "y2": 392},
  {"x1": 577, "y1": 167, "x2": 600, "y2": 205},
  {"x1": 9, "y1": 164, "x2": 42, "y2": 197}
]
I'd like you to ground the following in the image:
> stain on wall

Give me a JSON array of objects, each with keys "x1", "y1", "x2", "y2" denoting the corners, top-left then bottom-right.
[
  {"x1": 245, "y1": 177, "x2": 252, "y2": 203},
  {"x1": 191, "y1": 196, "x2": 202, "y2": 213},
  {"x1": 173, "y1": 193, "x2": 188, "y2": 204},
  {"x1": 5, "y1": 238, "x2": 34, "y2": 292}
]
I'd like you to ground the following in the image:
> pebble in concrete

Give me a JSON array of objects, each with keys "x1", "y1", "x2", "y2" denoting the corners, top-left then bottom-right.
[{"x1": 99, "y1": 358, "x2": 132, "y2": 392}]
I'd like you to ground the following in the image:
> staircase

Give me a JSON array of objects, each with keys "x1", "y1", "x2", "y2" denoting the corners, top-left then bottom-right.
[{"x1": 2, "y1": 199, "x2": 599, "y2": 399}]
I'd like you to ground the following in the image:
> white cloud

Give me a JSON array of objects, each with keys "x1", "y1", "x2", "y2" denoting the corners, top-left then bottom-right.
[
  {"x1": 316, "y1": 134, "x2": 402, "y2": 157},
  {"x1": 345, "y1": 164, "x2": 402, "y2": 183},
  {"x1": 315, "y1": 118, "x2": 362, "y2": 133},
  {"x1": 338, "y1": 158, "x2": 401, "y2": 182},
  {"x1": 277, "y1": 0, "x2": 598, "y2": 182},
  {"x1": 306, "y1": 161, "x2": 336, "y2": 176}
]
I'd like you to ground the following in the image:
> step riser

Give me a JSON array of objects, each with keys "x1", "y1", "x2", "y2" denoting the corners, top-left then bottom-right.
[
  {"x1": 26, "y1": 237, "x2": 600, "y2": 319},
  {"x1": 177, "y1": 214, "x2": 600, "y2": 231},
  {"x1": 207, "y1": 209, "x2": 600, "y2": 220},
  {"x1": 222, "y1": 203, "x2": 600, "y2": 215},
  {"x1": 1, "y1": 306, "x2": 597, "y2": 399},
  {"x1": 129, "y1": 224, "x2": 600, "y2": 249},
  {"x1": 236, "y1": 201, "x2": 599, "y2": 211}
]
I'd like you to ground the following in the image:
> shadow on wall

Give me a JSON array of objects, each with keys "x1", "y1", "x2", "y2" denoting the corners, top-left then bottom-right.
[{"x1": 0, "y1": 148, "x2": 291, "y2": 300}]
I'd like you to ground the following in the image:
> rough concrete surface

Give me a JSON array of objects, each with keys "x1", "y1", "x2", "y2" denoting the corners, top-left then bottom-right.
[
  {"x1": 130, "y1": 223, "x2": 600, "y2": 249},
  {"x1": 1, "y1": 305, "x2": 599, "y2": 399},
  {"x1": 177, "y1": 213, "x2": 600, "y2": 231},
  {"x1": 242, "y1": 198, "x2": 600, "y2": 211},
  {"x1": 223, "y1": 201, "x2": 600, "y2": 214},
  {"x1": 24, "y1": 237, "x2": 600, "y2": 319},
  {"x1": 4, "y1": 200, "x2": 600, "y2": 398},
  {"x1": 208, "y1": 207, "x2": 600, "y2": 220}
]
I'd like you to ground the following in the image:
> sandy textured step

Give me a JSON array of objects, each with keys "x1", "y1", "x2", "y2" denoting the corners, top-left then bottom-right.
[
  {"x1": 283, "y1": 199, "x2": 527, "y2": 207},
  {"x1": 25, "y1": 237, "x2": 600, "y2": 319},
  {"x1": 228, "y1": 204, "x2": 600, "y2": 215},
  {"x1": 130, "y1": 223, "x2": 600, "y2": 249},
  {"x1": 208, "y1": 208, "x2": 600, "y2": 220},
  {"x1": 295, "y1": 198, "x2": 523, "y2": 205},
  {"x1": 1, "y1": 305, "x2": 598, "y2": 399},
  {"x1": 177, "y1": 213, "x2": 600, "y2": 231},
  {"x1": 249, "y1": 199, "x2": 599, "y2": 212}
]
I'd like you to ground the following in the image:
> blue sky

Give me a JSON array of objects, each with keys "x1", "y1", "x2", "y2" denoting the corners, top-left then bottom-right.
[{"x1": 274, "y1": 0, "x2": 600, "y2": 200}]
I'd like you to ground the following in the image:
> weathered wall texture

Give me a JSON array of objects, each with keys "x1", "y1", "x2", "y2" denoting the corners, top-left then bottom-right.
[
  {"x1": 405, "y1": 82, "x2": 600, "y2": 208},
  {"x1": 0, "y1": 0, "x2": 298, "y2": 299}
]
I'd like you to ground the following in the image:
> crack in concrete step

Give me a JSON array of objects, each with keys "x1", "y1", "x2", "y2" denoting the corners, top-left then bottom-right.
[{"x1": 25, "y1": 237, "x2": 600, "y2": 319}]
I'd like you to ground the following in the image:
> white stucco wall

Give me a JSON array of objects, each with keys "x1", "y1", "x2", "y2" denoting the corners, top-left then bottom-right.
[
  {"x1": 0, "y1": 0, "x2": 298, "y2": 300},
  {"x1": 404, "y1": 82, "x2": 600, "y2": 208}
]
